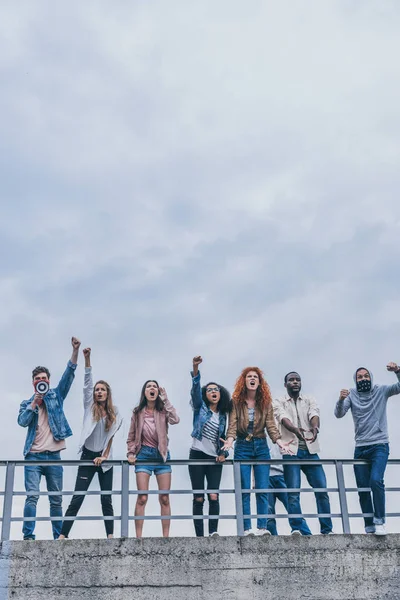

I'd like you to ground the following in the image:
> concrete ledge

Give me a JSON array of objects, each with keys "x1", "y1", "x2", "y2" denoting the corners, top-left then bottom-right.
[{"x1": 1, "y1": 535, "x2": 400, "y2": 599}]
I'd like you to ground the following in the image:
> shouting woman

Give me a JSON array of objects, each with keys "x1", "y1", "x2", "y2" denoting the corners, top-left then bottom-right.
[
  {"x1": 222, "y1": 367, "x2": 293, "y2": 536},
  {"x1": 59, "y1": 347, "x2": 122, "y2": 539},
  {"x1": 127, "y1": 381, "x2": 179, "y2": 538},
  {"x1": 189, "y1": 355, "x2": 231, "y2": 537}
]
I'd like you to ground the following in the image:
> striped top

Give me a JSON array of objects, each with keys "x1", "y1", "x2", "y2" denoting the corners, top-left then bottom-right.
[{"x1": 191, "y1": 411, "x2": 220, "y2": 457}]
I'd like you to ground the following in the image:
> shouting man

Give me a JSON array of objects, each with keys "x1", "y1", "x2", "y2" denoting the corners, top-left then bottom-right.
[{"x1": 335, "y1": 362, "x2": 400, "y2": 535}]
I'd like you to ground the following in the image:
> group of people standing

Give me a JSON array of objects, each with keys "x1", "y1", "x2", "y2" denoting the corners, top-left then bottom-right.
[{"x1": 18, "y1": 337, "x2": 400, "y2": 540}]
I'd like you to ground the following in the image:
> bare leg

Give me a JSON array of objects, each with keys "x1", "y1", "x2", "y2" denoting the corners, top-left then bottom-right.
[
  {"x1": 156, "y1": 472, "x2": 172, "y2": 538},
  {"x1": 135, "y1": 472, "x2": 150, "y2": 538}
]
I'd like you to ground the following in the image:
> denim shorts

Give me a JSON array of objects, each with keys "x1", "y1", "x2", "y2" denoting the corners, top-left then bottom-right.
[{"x1": 135, "y1": 445, "x2": 171, "y2": 476}]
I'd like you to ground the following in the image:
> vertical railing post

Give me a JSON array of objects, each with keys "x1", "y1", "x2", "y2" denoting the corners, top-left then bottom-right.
[
  {"x1": 120, "y1": 461, "x2": 130, "y2": 538},
  {"x1": 1, "y1": 462, "x2": 15, "y2": 542},
  {"x1": 233, "y1": 461, "x2": 244, "y2": 537},
  {"x1": 335, "y1": 460, "x2": 351, "y2": 534}
]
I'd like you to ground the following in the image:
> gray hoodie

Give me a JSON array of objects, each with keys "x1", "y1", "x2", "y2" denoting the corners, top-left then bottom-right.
[{"x1": 334, "y1": 368, "x2": 400, "y2": 447}]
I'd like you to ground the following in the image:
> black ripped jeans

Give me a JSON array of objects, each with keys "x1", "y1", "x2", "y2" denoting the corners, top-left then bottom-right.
[
  {"x1": 60, "y1": 446, "x2": 114, "y2": 537},
  {"x1": 188, "y1": 448, "x2": 223, "y2": 536}
]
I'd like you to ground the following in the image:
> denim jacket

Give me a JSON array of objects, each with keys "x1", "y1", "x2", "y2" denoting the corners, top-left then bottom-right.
[
  {"x1": 18, "y1": 361, "x2": 77, "y2": 456},
  {"x1": 190, "y1": 371, "x2": 228, "y2": 457}
]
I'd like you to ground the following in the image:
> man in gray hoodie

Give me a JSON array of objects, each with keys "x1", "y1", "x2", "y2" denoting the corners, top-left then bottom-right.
[{"x1": 335, "y1": 362, "x2": 400, "y2": 535}]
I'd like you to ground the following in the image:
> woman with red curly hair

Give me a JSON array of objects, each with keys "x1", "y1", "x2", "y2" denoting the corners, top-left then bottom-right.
[{"x1": 222, "y1": 367, "x2": 292, "y2": 536}]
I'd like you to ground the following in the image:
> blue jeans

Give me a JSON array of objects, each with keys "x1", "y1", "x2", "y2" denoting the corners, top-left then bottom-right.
[
  {"x1": 23, "y1": 451, "x2": 63, "y2": 540},
  {"x1": 283, "y1": 448, "x2": 332, "y2": 535},
  {"x1": 266, "y1": 474, "x2": 298, "y2": 536},
  {"x1": 134, "y1": 446, "x2": 172, "y2": 476},
  {"x1": 234, "y1": 438, "x2": 270, "y2": 531},
  {"x1": 354, "y1": 443, "x2": 389, "y2": 531}
]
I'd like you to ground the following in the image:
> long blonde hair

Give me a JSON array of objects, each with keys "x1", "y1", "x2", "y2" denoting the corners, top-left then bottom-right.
[{"x1": 92, "y1": 380, "x2": 116, "y2": 431}]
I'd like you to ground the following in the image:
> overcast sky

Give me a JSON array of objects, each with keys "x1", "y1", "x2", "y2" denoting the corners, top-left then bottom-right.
[{"x1": 1, "y1": 0, "x2": 400, "y2": 539}]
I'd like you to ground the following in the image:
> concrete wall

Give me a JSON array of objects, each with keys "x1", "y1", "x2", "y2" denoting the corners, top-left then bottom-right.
[{"x1": 1, "y1": 535, "x2": 400, "y2": 600}]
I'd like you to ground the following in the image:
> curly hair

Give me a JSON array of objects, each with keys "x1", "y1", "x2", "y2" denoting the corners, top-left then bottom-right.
[
  {"x1": 201, "y1": 382, "x2": 231, "y2": 415},
  {"x1": 232, "y1": 366, "x2": 272, "y2": 410}
]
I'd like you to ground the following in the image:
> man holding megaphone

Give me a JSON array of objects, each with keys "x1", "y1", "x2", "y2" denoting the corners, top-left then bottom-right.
[{"x1": 18, "y1": 337, "x2": 81, "y2": 540}]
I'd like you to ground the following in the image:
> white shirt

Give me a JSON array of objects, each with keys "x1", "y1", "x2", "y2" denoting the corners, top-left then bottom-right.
[
  {"x1": 273, "y1": 393, "x2": 320, "y2": 454},
  {"x1": 191, "y1": 411, "x2": 220, "y2": 457},
  {"x1": 78, "y1": 368, "x2": 122, "y2": 471}
]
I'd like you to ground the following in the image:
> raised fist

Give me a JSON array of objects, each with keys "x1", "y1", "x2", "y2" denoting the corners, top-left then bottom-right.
[
  {"x1": 159, "y1": 387, "x2": 167, "y2": 403},
  {"x1": 339, "y1": 389, "x2": 350, "y2": 401},
  {"x1": 83, "y1": 348, "x2": 91, "y2": 358},
  {"x1": 387, "y1": 362, "x2": 399, "y2": 372},
  {"x1": 193, "y1": 356, "x2": 203, "y2": 366},
  {"x1": 71, "y1": 337, "x2": 81, "y2": 349}
]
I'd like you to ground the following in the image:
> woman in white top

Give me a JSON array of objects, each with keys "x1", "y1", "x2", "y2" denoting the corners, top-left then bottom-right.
[{"x1": 58, "y1": 347, "x2": 122, "y2": 539}]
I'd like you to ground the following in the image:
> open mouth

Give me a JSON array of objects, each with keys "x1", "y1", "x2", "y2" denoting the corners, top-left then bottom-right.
[
  {"x1": 250, "y1": 381, "x2": 256, "y2": 386},
  {"x1": 212, "y1": 394, "x2": 217, "y2": 399},
  {"x1": 150, "y1": 391, "x2": 156, "y2": 397}
]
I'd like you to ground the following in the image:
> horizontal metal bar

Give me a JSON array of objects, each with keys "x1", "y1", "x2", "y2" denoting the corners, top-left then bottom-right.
[
  {"x1": 345, "y1": 487, "x2": 400, "y2": 493},
  {"x1": 128, "y1": 488, "x2": 234, "y2": 495},
  {"x1": 7, "y1": 511, "x2": 400, "y2": 524},
  {"x1": 2, "y1": 458, "x2": 400, "y2": 467},
  {"x1": 12, "y1": 490, "x2": 121, "y2": 497},
  {"x1": 241, "y1": 487, "x2": 338, "y2": 494},
  {"x1": 12, "y1": 515, "x2": 121, "y2": 522},
  {"x1": 5, "y1": 486, "x2": 399, "y2": 498}
]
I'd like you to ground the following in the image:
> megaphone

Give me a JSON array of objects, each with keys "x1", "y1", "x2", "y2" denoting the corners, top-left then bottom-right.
[{"x1": 35, "y1": 380, "x2": 50, "y2": 395}]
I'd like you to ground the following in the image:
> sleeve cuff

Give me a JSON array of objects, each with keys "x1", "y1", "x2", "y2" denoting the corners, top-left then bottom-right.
[
  {"x1": 68, "y1": 360, "x2": 78, "y2": 370},
  {"x1": 85, "y1": 367, "x2": 92, "y2": 374},
  {"x1": 191, "y1": 371, "x2": 200, "y2": 380}
]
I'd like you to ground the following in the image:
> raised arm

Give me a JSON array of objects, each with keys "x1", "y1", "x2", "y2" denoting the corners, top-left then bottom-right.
[
  {"x1": 159, "y1": 387, "x2": 180, "y2": 424},
  {"x1": 56, "y1": 337, "x2": 80, "y2": 400},
  {"x1": 190, "y1": 356, "x2": 203, "y2": 411},
  {"x1": 385, "y1": 362, "x2": 400, "y2": 397},
  {"x1": 70, "y1": 336, "x2": 80, "y2": 365},
  {"x1": 334, "y1": 389, "x2": 351, "y2": 418},
  {"x1": 82, "y1": 347, "x2": 94, "y2": 409}
]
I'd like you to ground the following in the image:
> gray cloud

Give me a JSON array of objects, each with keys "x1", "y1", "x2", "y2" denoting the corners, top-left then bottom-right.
[{"x1": 1, "y1": 0, "x2": 400, "y2": 538}]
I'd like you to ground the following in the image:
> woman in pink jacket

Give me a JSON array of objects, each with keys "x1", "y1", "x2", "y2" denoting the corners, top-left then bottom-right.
[{"x1": 127, "y1": 380, "x2": 179, "y2": 538}]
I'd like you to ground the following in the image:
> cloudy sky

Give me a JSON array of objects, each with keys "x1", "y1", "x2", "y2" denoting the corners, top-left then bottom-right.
[{"x1": 1, "y1": 0, "x2": 400, "y2": 539}]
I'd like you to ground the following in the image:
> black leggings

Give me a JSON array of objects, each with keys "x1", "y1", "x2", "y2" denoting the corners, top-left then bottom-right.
[
  {"x1": 60, "y1": 447, "x2": 114, "y2": 537},
  {"x1": 188, "y1": 448, "x2": 223, "y2": 536}
]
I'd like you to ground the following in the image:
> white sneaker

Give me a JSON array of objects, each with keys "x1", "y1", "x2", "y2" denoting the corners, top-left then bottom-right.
[
  {"x1": 374, "y1": 524, "x2": 386, "y2": 536},
  {"x1": 243, "y1": 530, "x2": 255, "y2": 536},
  {"x1": 209, "y1": 532, "x2": 219, "y2": 537},
  {"x1": 256, "y1": 529, "x2": 271, "y2": 536},
  {"x1": 290, "y1": 530, "x2": 302, "y2": 536}
]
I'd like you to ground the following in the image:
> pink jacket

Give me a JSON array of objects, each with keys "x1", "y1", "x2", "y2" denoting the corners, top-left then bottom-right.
[{"x1": 126, "y1": 397, "x2": 179, "y2": 462}]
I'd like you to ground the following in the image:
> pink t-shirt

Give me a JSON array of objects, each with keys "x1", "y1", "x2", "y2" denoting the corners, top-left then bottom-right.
[
  {"x1": 141, "y1": 408, "x2": 158, "y2": 448},
  {"x1": 30, "y1": 404, "x2": 66, "y2": 453}
]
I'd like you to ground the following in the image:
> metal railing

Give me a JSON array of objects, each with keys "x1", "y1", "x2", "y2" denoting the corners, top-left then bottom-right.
[{"x1": 1, "y1": 458, "x2": 399, "y2": 541}]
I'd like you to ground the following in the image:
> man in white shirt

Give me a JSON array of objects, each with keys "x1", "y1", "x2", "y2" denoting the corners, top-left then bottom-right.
[{"x1": 273, "y1": 372, "x2": 332, "y2": 535}]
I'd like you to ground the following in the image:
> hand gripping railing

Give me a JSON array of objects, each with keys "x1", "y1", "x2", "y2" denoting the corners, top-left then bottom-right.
[{"x1": 1, "y1": 458, "x2": 400, "y2": 541}]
